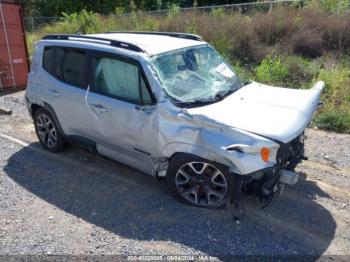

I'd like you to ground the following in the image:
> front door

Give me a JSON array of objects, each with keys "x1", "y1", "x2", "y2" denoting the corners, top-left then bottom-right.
[{"x1": 86, "y1": 52, "x2": 158, "y2": 173}]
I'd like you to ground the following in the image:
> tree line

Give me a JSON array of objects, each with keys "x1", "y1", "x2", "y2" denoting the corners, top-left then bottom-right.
[{"x1": 21, "y1": 0, "x2": 256, "y2": 17}]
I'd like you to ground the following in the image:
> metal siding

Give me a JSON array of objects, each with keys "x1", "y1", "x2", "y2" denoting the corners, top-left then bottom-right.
[{"x1": 0, "y1": 1, "x2": 29, "y2": 91}]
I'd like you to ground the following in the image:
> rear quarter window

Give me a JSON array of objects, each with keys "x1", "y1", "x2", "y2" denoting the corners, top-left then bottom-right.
[
  {"x1": 42, "y1": 46, "x2": 87, "y2": 88},
  {"x1": 42, "y1": 47, "x2": 56, "y2": 76},
  {"x1": 59, "y1": 49, "x2": 86, "y2": 88}
]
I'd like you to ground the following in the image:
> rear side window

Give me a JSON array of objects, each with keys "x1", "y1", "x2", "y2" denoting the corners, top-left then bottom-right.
[
  {"x1": 42, "y1": 47, "x2": 56, "y2": 76},
  {"x1": 59, "y1": 49, "x2": 86, "y2": 87},
  {"x1": 42, "y1": 46, "x2": 87, "y2": 88}
]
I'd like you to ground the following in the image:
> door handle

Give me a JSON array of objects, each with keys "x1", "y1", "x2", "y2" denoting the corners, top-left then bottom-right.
[
  {"x1": 48, "y1": 89, "x2": 60, "y2": 96},
  {"x1": 134, "y1": 105, "x2": 144, "y2": 111},
  {"x1": 91, "y1": 103, "x2": 108, "y2": 113},
  {"x1": 135, "y1": 105, "x2": 155, "y2": 115}
]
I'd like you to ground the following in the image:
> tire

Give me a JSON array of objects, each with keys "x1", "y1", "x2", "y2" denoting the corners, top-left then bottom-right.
[
  {"x1": 34, "y1": 108, "x2": 65, "y2": 152},
  {"x1": 166, "y1": 153, "x2": 236, "y2": 209}
]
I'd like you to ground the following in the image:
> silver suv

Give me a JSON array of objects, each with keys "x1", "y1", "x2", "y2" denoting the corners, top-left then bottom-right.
[{"x1": 25, "y1": 32, "x2": 324, "y2": 210}]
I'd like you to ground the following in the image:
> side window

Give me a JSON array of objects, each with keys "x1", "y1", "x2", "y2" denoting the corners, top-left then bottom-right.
[
  {"x1": 93, "y1": 56, "x2": 153, "y2": 104},
  {"x1": 42, "y1": 47, "x2": 56, "y2": 76},
  {"x1": 60, "y1": 49, "x2": 86, "y2": 87}
]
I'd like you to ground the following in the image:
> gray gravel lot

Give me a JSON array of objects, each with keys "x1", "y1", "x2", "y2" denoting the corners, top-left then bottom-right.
[{"x1": 0, "y1": 91, "x2": 349, "y2": 259}]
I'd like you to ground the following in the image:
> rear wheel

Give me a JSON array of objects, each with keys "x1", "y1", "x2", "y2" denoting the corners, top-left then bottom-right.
[
  {"x1": 34, "y1": 108, "x2": 65, "y2": 152},
  {"x1": 166, "y1": 154, "x2": 234, "y2": 208}
]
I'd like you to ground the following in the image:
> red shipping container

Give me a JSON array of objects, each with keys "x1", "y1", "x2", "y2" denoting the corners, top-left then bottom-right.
[{"x1": 0, "y1": 0, "x2": 29, "y2": 92}]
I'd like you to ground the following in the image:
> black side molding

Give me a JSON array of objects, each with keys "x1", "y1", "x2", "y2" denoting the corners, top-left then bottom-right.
[{"x1": 134, "y1": 147, "x2": 151, "y2": 156}]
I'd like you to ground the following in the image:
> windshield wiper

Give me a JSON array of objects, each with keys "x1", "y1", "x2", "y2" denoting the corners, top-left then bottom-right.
[
  {"x1": 213, "y1": 88, "x2": 237, "y2": 102},
  {"x1": 173, "y1": 90, "x2": 235, "y2": 108},
  {"x1": 172, "y1": 98, "x2": 215, "y2": 108}
]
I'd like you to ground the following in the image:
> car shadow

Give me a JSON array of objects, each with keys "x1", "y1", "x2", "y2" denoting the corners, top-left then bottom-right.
[{"x1": 3, "y1": 143, "x2": 336, "y2": 257}]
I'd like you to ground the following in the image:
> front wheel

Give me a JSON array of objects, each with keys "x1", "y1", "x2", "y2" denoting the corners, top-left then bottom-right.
[{"x1": 166, "y1": 154, "x2": 235, "y2": 208}]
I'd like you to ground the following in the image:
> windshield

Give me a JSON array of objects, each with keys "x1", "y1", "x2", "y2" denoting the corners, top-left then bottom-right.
[{"x1": 150, "y1": 45, "x2": 242, "y2": 106}]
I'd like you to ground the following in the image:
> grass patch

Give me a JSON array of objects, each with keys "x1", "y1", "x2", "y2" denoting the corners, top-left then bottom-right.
[{"x1": 255, "y1": 55, "x2": 289, "y2": 86}]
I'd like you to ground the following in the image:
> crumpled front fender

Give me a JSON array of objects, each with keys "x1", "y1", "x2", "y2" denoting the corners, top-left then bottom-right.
[{"x1": 158, "y1": 106, "x2": 279, "y2": 175}]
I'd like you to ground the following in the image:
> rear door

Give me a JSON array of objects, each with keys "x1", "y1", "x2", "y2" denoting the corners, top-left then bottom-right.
[
  {"x1": 85, "y1": 51, "x2": 158, "y2": 172},
  {"x1": 42, "y1": 46, "x2": 95, "y2": 140}
]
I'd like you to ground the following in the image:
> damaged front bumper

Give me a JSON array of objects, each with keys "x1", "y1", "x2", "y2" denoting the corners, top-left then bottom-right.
[
  {"x1": 223, "y1": 134, "x2": 306, "y2": 220},
  {"x1": 229, "y1": 166, "x2": 300, "y2": 220},
  {"x1": 241, "y1": 133, "x2": 306, "y2": 202}
]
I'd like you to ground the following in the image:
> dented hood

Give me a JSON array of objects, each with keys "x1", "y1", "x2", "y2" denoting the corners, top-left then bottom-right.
[{"x1": 187, "y1": 81, "x2": 325, "y2": 143}]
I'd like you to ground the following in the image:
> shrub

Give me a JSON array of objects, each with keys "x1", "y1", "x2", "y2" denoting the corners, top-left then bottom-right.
[
  {"x1": 114, "y1": 7, "x2": 125, "y2": 16},
  {"x1": 283, "y1": 56, "x2": 319, "y2": 88},
  {"x1": 311, "y1": 61, "x2": 350, "y2": 133},
  {"x1": 141, "y1": 16, "x2": 160, "y2": 31},
  {"x1": 253, "y1": 7, "x2": 297, "y2": 46},
  {"x1": 315, "y1": 64, "x2": 350, "y2": 109},
  {"x1": 314, "y1": 110, "x2": 350, "y2": 133},
  {"x1": 291, "y1": 28, "x2": 323, "y2": 58},
  {"x1": 255, "y1": 55, "x2": 289, "y2": 85},
  {"x1": 61, "y1": 10, "x2": 99, "y2": 34},
  {"x1": 168, "y1": 4, "x2": 181, "y2": 17},
  {"x1": 254, "y1": 55, "x2": 320, "y2": 88},
  {"x1": 231, "y1": 61, "x2": 253, "y2": 83},
  {"x1": 210, "y1": 7, "x2": 225, "y2": 18},
  {"x1": 306, "y1": 0, "x2": 350, "y2": 14},
  {"x1": 185, "y1": 18, "x2": 197, "y2": 34},
  {"x1": 322, "y1": 15, "x2": 350, "y2": 54}
]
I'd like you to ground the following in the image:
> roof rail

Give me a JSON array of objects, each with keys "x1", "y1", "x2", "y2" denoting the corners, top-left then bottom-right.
[
  {"x1": 105, "y1": 31, "x2": 202, "y2": 41},
  {"x1": 42, "y1": 34, "x2": 144, "y2": 52}
]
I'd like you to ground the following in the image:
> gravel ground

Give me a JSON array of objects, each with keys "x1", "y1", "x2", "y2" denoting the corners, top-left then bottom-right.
[{"x1": 0, "y1": 91, "x2": 349, "y2": 259}]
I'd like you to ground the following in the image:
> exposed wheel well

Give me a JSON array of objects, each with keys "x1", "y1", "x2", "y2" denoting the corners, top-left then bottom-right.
[{"x1": 31, "y1": 104, "x2": 42, "y2": 117}]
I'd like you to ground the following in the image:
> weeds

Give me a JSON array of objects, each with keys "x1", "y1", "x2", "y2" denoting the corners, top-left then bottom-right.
[
  {"x1": 26, "y1": 5, "x2": 350, "y2": 133},
  {"x1": 255, "y1": 55, "x2": 289, "y2": 85},
  {"x1": 314, "y1": 110, "x2": 350, "y2": 133},
  {"x1": 59, "y1": 10, "x2": 99, "y2": 34},
  {"x1": 316, "y1": 65, "x2": 350, "y2": 109}
]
